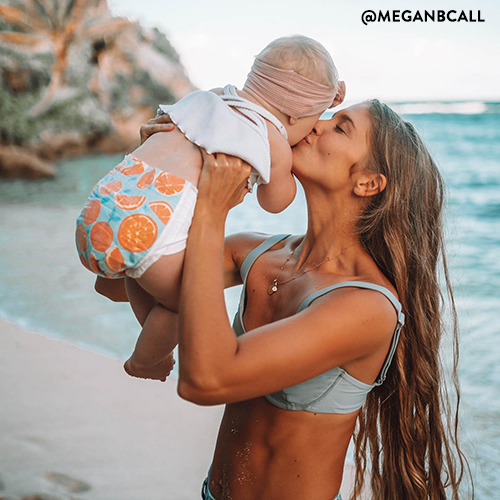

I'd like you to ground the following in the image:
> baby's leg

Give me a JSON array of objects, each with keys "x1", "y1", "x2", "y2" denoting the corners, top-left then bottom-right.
[
  {"x1": 95, "y1": 276, "x2": 129, "y2": 302},
  {"x1": 135, "y1": 250, "x2": 186, "y2": 312},
  {"x1": 125, "y1": 277, "x2": 157, "y2": 326},
  {"x1": 123, "y1": 251, "x2": 184, "y2": 381},
  {"x1": 124, "y1": 304, "x2": 178, "y2": 382}
]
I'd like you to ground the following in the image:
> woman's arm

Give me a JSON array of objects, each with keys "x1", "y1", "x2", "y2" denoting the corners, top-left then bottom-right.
[
  {"x1": 95, "y1": 233, "x2": 245, "y2": 302},
  {"x1": 177, "y1": 151, "x2": 398, "y2": 405},
  {"x1": 93, "y1": 116, "x2": 260, "y2": 302}
]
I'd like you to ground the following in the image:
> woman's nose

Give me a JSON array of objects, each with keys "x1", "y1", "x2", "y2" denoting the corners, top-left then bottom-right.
[{"x1": 312, "y1": 120, "x2": 325, "y2": 135}]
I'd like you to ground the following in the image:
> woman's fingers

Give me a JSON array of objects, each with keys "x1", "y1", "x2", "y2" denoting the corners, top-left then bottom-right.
[
  {"x1": 200, "y1": 150, "x2": 247, "y2": 170},
  {"x1": 200, "y1": 151, "x2": 250, "y2": 176},
  {"x1": 197, "y1": 150, "x2": 252, "y2": 213},
  {"x1": 140, "y1": 113, "x2": 175, "y2": 143},
  {"x1": 150, "y1": 113, "x2": 173, "y2": 124},
  {"x1": 215, "y1": 153, "x2": 245, "y2": 169},
  {"x1": 200, "y1": 148, "x2": 218, "y2": 167},
  {"x1": 214, "y1": 153, "x2": 230, "y2": 168},
  {"x1": 139, "y1": 122, "x2": 175, "y2": 144}
]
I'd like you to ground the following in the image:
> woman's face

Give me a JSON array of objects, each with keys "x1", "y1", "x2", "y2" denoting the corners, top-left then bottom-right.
[{"x1": 292, "y1": 103, "x2": 373, "y2": 192}]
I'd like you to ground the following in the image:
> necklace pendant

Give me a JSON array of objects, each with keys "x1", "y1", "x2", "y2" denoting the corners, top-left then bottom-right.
[{"x1": 268, "y1": 280, "x2": 278, "y2": 295}]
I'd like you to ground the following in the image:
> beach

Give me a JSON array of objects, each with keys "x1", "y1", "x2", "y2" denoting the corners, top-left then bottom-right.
[
  {"x1": 0, "y1": 319, "x2": 223, "y2": 500},
  {"x1": 1, "y1": 108, "x2": 499, "y2": 497},
  {"x1": 0, "y1": 319, "x2": 358, "y2": 500}
]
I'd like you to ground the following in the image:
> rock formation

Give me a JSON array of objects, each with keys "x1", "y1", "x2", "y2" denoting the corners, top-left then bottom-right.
[{"x1": 0, "y1": 0, "x2": 196, "y2": 179}]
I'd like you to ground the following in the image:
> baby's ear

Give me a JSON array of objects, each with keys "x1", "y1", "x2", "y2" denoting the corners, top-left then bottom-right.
[{"x1": 332, "y1": 81, "x2": 346, "y2": 107}]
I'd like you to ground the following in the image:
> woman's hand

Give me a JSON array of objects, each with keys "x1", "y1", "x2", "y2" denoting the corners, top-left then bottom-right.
[
  {"x1": 139, "y1": 114, "x2": 176, "y2": 145},
  {"x1": 195, "y1": 149, "x2": 252, "y2": 219}
]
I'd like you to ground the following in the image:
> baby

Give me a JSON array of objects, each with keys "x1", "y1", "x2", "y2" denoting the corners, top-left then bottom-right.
[{"x1": 75, "y1": 35, "x2": 345, "y2": 381}]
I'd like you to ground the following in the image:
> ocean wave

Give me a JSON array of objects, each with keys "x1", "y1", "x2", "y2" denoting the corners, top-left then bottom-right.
[{"x1": 390, "y1": 101, "x2": 500, "y2": 115}]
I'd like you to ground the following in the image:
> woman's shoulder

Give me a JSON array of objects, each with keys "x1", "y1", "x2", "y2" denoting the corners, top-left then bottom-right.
[{"x1": 224, "y1": 231, "x2": 291, "y2": 271}]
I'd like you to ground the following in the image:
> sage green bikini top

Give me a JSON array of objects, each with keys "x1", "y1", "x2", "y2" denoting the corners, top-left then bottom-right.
[{"x1": 231, "y1": 234, "x2": 405, "y2": 414}]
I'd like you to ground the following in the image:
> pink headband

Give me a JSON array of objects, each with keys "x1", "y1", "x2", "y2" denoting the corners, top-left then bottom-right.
[{"x1": 243, "y1": 59, "x2": 338, "y2": 119}]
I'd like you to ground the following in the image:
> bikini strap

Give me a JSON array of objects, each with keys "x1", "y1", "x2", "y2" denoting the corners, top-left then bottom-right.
[
  {"x1": 240, "y1": 233, "x2": 291, "y2": 283},
  {"x1": 296, "y1": 281, "x2": 405, "y2": 386},
  {"x1": 221, "y1": 84, "x2": 289, "y2": 140}
]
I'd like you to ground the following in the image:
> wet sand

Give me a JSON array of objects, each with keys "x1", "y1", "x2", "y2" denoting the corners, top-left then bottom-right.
[{"x1": 0, "y1": 319, "x2": 359, "y2": 499}]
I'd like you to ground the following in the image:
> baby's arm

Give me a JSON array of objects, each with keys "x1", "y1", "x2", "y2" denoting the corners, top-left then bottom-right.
[{"x1": 256, "y1": 140, "x2": 296, "y2": 214}]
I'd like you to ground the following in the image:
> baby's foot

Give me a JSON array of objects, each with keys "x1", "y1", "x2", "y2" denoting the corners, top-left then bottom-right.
[{"x1": 123, "y1": 352, "x2": 176, "y2": 382}]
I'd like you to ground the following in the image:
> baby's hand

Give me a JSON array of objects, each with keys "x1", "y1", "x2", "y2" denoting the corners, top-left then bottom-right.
[{"x1": 140, "y1": 114, "x2": 176, "y2": 144}]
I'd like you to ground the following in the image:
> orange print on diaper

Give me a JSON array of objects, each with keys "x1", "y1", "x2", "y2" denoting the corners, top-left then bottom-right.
[
  {"x1": 137, "y1": 170, "x2": 155, "y2": 189},
  {"x1": 114, "y1": 193, "x2": 146, "y2": 210},
  {"x1": 155, "y1": 172, "x2": 186, "y2": 196},
  {"x1": 76, "y1": 224, "x2": 88, "y2": 253},
  {"x1": 120, "y1": 160, "x2": 146, "y2": 176},
  {"x1": 113, "y1": 158, "x2": 128, "y2": 172},
  {"x1": 105, "y1": 246, "x2": 126, "y2": 273},
  {"x1": 88, "y1": 253, "x2": 102, "y2": 274},
  {"x1": 99, "y1": 180, "x2": 122, "y2": 195},
  {"x1": 83, "y1": 199, "x2": 101, "y2": 225},
  {"x1": 118, "y1": 214, "x2": 157, "y2": 253},
  {"x1": 90, "y1": 221, "x2": 114, "y2": 252},
  {"x1": 149, "y1": 201, "x2": 174, "y2": 225},
  {"x1": 79, "y1": 253, "x2": 91, "y2": 271}
]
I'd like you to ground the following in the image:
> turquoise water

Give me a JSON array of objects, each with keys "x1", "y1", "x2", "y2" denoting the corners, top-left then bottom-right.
[{"x1": 1, "y1": 104, "x2": 499, "y2": 497}]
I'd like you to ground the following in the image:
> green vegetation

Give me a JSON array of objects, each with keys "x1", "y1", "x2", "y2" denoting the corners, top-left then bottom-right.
[
  {"x1": 0, "y1": 86, "x2": 41, "y2": 143},
  {"x1": 0, "y1": 0, "x2": 194, "y2": 173}
]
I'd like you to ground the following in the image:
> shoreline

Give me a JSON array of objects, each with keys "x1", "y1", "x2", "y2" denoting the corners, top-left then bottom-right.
[{"x1": 0, "y1": 319, "x2": 358, "y2": 499}]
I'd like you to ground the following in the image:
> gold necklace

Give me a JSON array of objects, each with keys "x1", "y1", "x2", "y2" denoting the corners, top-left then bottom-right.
[{"x1": 267, "y1": 241, "x2": 358, "y2": 295}]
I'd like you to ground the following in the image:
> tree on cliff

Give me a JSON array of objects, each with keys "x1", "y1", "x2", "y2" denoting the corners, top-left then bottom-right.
[
  {"x1": 0, "y1": 0, "x2": 195, "y2": 178},
  {"x1": 0, "y1": 0, "x2": 131, "y2": 117}
]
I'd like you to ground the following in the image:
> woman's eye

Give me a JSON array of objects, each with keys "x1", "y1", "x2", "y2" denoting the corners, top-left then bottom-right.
[{"x1": 335, "y1": 125, "x2": 345, "y2": 134}]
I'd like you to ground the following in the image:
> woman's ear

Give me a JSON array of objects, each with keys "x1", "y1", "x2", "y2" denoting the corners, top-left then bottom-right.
[
  {"x1": 332, "y1": 81, "x2": 346, "y2": 107},
  {"x1": 354, "y1": 172, "x2": 387, "y2": 197}
]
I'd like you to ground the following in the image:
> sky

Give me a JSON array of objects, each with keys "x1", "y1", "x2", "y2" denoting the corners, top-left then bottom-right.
[{"x1": 108, "y1": 0, "x2": 500, "y2": 102}]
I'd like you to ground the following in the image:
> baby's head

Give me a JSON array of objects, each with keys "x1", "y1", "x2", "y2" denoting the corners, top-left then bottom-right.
[{"x1": 243, "y1": 35, "x2": 345, "y2": 145}]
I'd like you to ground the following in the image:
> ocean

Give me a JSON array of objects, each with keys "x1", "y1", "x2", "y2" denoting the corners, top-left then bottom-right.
[{"x1": 1, "y1": 101, "x2": 498, "y2": 498}]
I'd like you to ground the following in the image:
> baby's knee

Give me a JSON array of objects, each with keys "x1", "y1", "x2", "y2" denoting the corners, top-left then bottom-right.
[{"x1": 95, "y1": 276, "x2": 128, "y2": 302}]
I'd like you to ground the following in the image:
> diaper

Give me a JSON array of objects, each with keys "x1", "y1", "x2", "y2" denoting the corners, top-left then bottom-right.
[{"x1": 75, "y1": 155, "x2": 198, "y2": 279}]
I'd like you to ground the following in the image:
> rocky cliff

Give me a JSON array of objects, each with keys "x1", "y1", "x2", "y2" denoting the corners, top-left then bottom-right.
[{"x1": 0, "y1": 0, "x2": 196, "y2": 178}]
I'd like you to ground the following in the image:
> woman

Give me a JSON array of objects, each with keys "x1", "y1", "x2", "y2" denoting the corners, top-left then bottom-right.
[{"x1": 99, "y1": 100, "x2": 472, "y2": 499}]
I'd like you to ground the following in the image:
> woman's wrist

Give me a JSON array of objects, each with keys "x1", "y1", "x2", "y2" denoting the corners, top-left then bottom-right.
[{"x1": 192, "y1": 201, "x2": 227, "y2": 232}]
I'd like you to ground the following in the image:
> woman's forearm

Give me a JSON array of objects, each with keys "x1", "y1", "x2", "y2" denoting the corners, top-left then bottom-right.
[{"x1": 178, "y1": 206, "x2": 238, "y2": 394}]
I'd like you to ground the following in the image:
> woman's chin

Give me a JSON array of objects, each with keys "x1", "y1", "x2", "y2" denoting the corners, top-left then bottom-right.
[{"x1": 292, "y1": 143, "x2": 305, "y2": 155}]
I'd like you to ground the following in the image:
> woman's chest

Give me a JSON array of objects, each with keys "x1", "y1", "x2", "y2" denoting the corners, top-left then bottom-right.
[{"x1": 239, "y1": 259, "x2": 342, "y2": 333}]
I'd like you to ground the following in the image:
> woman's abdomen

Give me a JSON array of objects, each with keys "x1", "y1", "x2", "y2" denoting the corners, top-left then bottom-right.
[{"x1": 208, "y1": 396, "x2": 354, "y2": 499}]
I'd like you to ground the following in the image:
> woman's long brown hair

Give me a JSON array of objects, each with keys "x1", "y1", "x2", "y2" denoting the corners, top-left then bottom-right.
[{"x1": 351, "y1": 100, "x2": 473, "y2": 499}]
